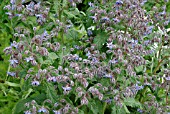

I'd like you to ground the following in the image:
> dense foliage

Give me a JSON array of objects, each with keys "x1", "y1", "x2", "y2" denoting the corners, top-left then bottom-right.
[{"x1": 0, "y1": 0, "x2": 170, "y2": 114}]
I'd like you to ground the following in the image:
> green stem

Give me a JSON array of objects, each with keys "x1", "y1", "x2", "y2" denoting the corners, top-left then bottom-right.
[
  {"x1": 102, "y1": 102, "x2": 107, "y2": 114},
  {"x1": 58, "y1": 0, "x2": 65, "y2": 45},
  {"x1": 76, "y1": 104, "x2": 83, "y2": 108},
  {"x1": 151, "y1": 57, "x2": 154, "y2": 74},
  {"x1": 166, "y1": 87, "x2": 169, "y2": 105},
  {"x1": 153, "y1": 56, "x2": 170, "y2": 75},
  {"x1": 158, "y1": 31, "x2": 165, "y2": 59},
  {"x1": 5, "y1": 62, "x2": 11, "y2": 81},
  {"x1": 61, "y1": 29, "x2": 64, "y2": 44},
  {"x1": 62, "y1": 47, "x2": 65, "y2": 72},
  {"x1": 141, "y1": 86, "x2": 148, "y2": 103}
]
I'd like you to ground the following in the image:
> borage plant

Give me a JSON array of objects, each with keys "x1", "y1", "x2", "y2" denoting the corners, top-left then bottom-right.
[{"x1": 2, "y1": 0, "x2": 170, "y2": 114}]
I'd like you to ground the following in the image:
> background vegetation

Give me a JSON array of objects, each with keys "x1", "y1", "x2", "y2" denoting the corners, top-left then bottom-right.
[{"x1": 0, "y1": 0, "x2": 170, "y2": 114}]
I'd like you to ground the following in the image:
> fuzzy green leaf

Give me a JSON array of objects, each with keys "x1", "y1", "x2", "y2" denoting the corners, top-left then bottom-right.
[
  {"x1": 63, "y1": 10, "x2": 78, "y2": 19},
  {"x1": 93, "y1": 31, "x2": 109, "y2": 49},
  {"x1": 12, "y1": 93, "x2": 46, "y2": 114},
  {"x1": 5, "y1": 81, "x2": 20, "y2": 88},
  {"x1": 87, "y1": 100, "x2": 103, "y2": 114},
  {"x1": 46, "y1": 82, "x2": 58, "y2": 104},
  {"x1": 49, "y1": 52, "x2": 58, "y2": 60},
  {"x1": 124, "y1": 97, "x2": 142, "y2": 108}
]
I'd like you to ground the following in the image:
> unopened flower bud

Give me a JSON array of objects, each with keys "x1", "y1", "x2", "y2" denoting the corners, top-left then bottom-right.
[{"x1": 33, "y1": 27, "x2": 36, "y2": 31}]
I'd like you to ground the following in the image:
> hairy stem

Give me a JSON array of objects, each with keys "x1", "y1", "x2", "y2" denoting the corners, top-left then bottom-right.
[
  {"x1": 102, "y1": 102, "x2": 107, "y2": 114},
  {"x1": 153, "y1": 56, "x2": 170, "y2": 75},
  {"x1": 158, "y1": 30, "x2": 165, "y2": 59}
]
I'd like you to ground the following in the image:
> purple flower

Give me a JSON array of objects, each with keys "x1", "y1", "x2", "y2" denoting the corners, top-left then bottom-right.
[
  {"x1": 144, "y1": 40, "x2": 150, "y2": 46},
  {"x1": 31, "y1": 80, "x2": 40, "y2": 86},
  {"x1": 33, "y1": 27, "x2": 37, "y2": 31},
  {"x1": 106, "y1": 42, "x2": 114, "y2": 49},
  {"x1": 116, "y1": 0, "x2": 123, "y2": 5},
  {"x1": 9, "y1": 59, "x2": 19, "y2": 67},
  {"x1": 88, "y1": 2, "x2": 94, "y2": 7},
  {"x1": 101, "y1": 17, "x2": 110, "y2": 23},
  {"x1": 98, "y1": 94, "x2": 103, "y2": 100},
  {"x1": 24, "y1": 110, "x2": 32, "y2": 114},
  {"x1": 144, "y1": 26, "x2": 154, "y2": 35},
  {"x1": 165, "y1": 76, "x2": 170, "y2": 81},
  {"x1": 35, "y1": 14, "x2": 43, "y2": 18},
  {"x1": 109, "y1": 59, "x2": 118, "y2": 64},
  {"x1": 47, "y1": 77, "x2": 57, "y2": 82},
  {"x1": 4, "y1": 5, "x2": 11, "y2": 10},
  {"x1": 128, "y1": 39, "x2": 138, "y2": 44},
  {"x1": 135, "y1": 84, "x2": 144, "y2": 91},
  {"x1": 11, "y1": 5, "x2": 16, "y2": 11},
  {"x1": 103, "y1": 98, "x2": 112, "y2": 103},
  {"x1": 15, "y1": 14, "x2": 22, "y2": 17},
  {"x1": 128, "y1": 39, "x2": 138, "y2": 48},
  {"x1": 81, "y1": 96, "x2": 88, "y2": 105},
  {"x1": 53, "y1": 110, "x2": 61, "y2": 114},
  {"x1": 103, "y1": 73, "x2": 112, "y2": 78},
  {"x1": 62, "y1": 86, "x2": 72, "y2": 92},
  {"x1": 74, "y1": 45, "x2": 80, "y2": 49},
  {"x1": 7, "y1": 72, "x2": 16, "y2": 77},
  {"x1": 51, "y1": 77, "x2": 57, "y2": 82},
  {"x1": 92, "y1": 57, "x2": 99, "y2": 63},
  {"x1": 27, "y1": 1, "x2": 35, "y2": 9},
  {"x1": 74, "y1": 54, "x2": 79, "y2": 61},
  {"x1": 87, "y1": 29, "x2": 93, "y2": 36},
  {"x1": 34, "y1": 2, "x2": 41, "y2": 10},
  {"x1": 43, "y1": 30, "x2": 48, "y2": 37},
  {"x1": 137, "y1": 108, "x2": 143, "y2": 113},
  {"x1": 10, "y1": 0, "x2": 16, "y2": 4},
  {"x1": 140, "y1": 0, "x2": 147, "y2": 6},
  {"x1": 11, "y1": 41, "x2": 18, "y2": 48},
  {"x1": 90, "y1": 16, "x2": 97, "y2": 22},
  {"x1": 82, "y1": 79, "x2": 89, "y2": 88},
  {"x1": 5, "y1": 12, "x2": 12, "y2": 16},
  {"x1": 66, "y1": 25, "x2": 72, "y2": 29},
  {"x1": 159, "y1": 11, "x2": 166, "y2": 16},
  {"x1": 24, "y1": 56, "x2": 34, "y2": 62},
  {"x1": 113, "y1": 18, "x2": 120, "y2": 23},
  {"x1": 147, "y1": 26, "x2": 154, "y2": 31},
  {"x1": 86, "y1": 51, "x2": 91, "y2": 58},
  {"x1": 38, "y1": 107, "x2": 47, "y2": 113}
]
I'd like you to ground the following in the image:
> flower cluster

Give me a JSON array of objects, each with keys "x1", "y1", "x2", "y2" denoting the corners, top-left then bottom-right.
[
  {"x1": 4, "y1": 0, "x2": 49, "y2": 24},
  {"x1": 3, "y1": 0, "x2": 170, "y2": 113}
]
